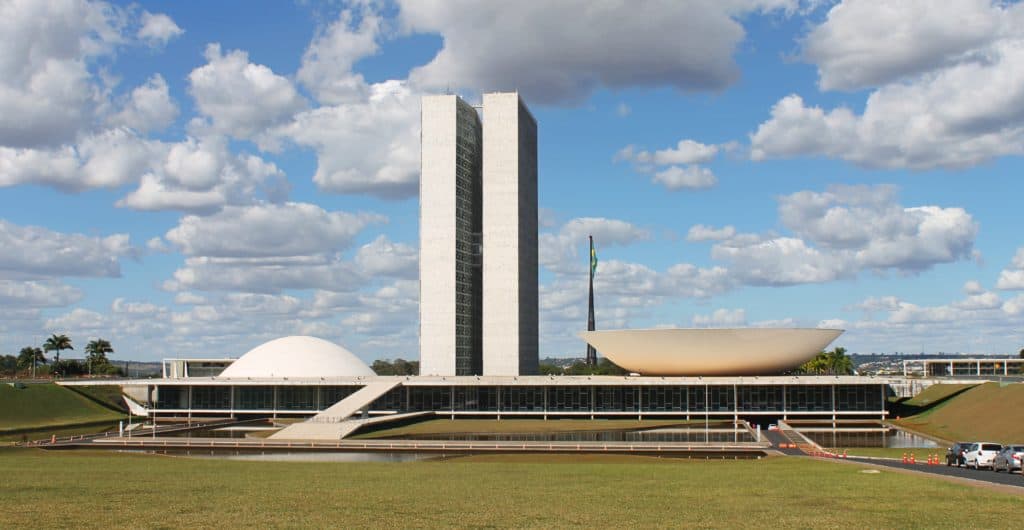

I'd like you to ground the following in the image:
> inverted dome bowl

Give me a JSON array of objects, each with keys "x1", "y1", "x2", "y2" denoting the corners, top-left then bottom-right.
[{"x1": 579, "y1": 328, "x2": 843, "y2": 376}]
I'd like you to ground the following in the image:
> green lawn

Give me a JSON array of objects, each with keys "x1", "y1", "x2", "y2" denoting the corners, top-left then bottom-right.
[
  {"x1": 894, "y1": 382, "x2": 1024, "y2": 444},
  {"x1": 1, "y1": 448, "x2": 1022, "y2": 528},
  {"x1": 903, "y1": 383, "x2": 977, "y2": 408},
  {"x1": 0, "y1": 384, "x2": 124, "y2": 433},
  {"x1": 889, "y1": 383, "x2": 978, "y2": 419},
  {"x1": 353, "y1": 418, "x2": 710, "y2": 438},
  {"x1": 65, "y1": 384, "x2": 129, "y2": 412}
]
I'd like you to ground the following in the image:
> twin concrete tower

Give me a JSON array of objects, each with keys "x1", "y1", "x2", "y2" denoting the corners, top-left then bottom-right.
[{"x1": 420, "y1": 93, "x2": 539, "y2": 376}]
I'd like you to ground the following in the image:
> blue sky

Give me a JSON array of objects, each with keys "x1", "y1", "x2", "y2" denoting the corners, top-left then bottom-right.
[{"x1": 2, "y1": 0, "x2": 1023, "y2": 363}]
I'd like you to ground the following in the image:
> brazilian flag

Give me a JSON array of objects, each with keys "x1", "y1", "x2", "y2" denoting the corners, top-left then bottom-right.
[{"x1": 590, "y1": 242, "x2": 598, "y2": 275}]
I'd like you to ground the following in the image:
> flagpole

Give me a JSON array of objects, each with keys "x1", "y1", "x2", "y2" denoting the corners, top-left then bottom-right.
[{"x1": 586, "y1": 235, "x2": 597, "y2": 366}]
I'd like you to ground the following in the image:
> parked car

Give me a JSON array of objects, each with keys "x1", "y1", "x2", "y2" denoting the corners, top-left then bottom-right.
[
  {"x1": 992, "y1": 445, "x2": 1024, "y2": 473},
  {"x1": 964, "y1": 442, "x2": 1003, "y2": 469},
  {"x1": 946, "y1": 442, "x2": 970, "y2": 467}
]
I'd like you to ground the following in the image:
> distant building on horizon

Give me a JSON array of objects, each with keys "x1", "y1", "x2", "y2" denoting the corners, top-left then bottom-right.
[{"x1": 419, "y1": 92, "x2": 538, "y2": 376}]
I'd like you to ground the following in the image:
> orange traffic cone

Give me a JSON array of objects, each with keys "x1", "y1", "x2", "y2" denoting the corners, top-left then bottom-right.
[
  {"x1": 902, "y1": 452, "x2": 908, "y2": 464},
  {"x1": 910, "y1": 453, "x2": 916, "y2": 464}
]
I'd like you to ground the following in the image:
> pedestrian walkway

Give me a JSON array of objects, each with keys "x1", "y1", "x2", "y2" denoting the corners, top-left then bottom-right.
[{"x1": 270, "y1": 381, "x2": 402, "y2": 440}]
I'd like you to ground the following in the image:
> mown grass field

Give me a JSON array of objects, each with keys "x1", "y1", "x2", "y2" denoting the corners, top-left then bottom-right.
[
  {"x1": 894, "y1": 382, "x2": 1024, "y2": 443},
  {"x1": 1, "y1": 448, "x2": 1022, "y2": 528},
  {"x1": 353, "y1": 418, "x2": 705, "y2": 438},
  {"x1": 0, "y1": 384, "x2": 124, "y2": 433}
]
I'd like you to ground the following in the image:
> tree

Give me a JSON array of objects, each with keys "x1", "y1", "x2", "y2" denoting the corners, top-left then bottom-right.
[
  {"x1": 796, "y1": 347, "x2": 854, "y2": 376},
  {"x1": 370, "y1": 358, "x2": 420, "y2": 376},
  {"x1": 371, "y1": 359, "x2": 395, "y2": 375},
  {"x1": 85, "y1": 339, "x2": 113, "y2": 375},
  {"x1": 825, "y1": 346, "x2": 853, "y2": 375},
  {"x1": 50, "y1": 359, "x2": 86, "y2": 377},
  {"x1": 17, "y1": 346, "x2": 45, "y2": 377},
  {"x1": 563, "y1": 358, "x2": 628, "y2": 376},
  {"x1": 0, "y1": 355, "x2": 17, "y2": 376},
  {"x1": 43, "y1": 334, "x2": 73, "y2": 364},
  {"x1": 1019, "y1": 348, "x2": 1023, "y2": 359},
  {"x1": 538, "y1": 362, "x2": 562, "y2": 375},
  {"x1": 43, "y1": 334, "x2": 73, "y2": 376}
]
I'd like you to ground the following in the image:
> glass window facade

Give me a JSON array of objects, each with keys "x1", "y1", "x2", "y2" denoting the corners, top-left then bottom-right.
[
  {"x1": 370, "y1": 387, "x2": 406, "y2": 411},
  {"x1": 278, "y1": 387, "x2": 316, "y2": 411},
  {"x1": 453, "y1": 100, "x2": 483, "y2": 376},
  {"x1": 319, "y1": 386, "x2": 361, "y2": 410},
  {"x1": 156, "y1": 386, "x2": 187, "y2": 409},
  {"x1": 191, "y1": 386, "x2": 230, "y2": 410},
  {"x1": 737, "y1": 386, "x2": 783, "y2": 412},
  {"x1": 786, "y1": 385, "x2": 835, "y2": 412},
  {"x1": 641, "y1": 386, "x2": 686, "y2": 412},
  {"x1": 503, "y1": 386, "x2": 546, "y2": 412},
  {"x1": 151, "y1": 383, "x2": 887, "y2": 416},
  {"x1": 234, "y1": 386, "x2": 274, "y2": 410},
  {"x1": 835, "y1": 385, "x2": 882, "y2": 412},
  {"x1": 547, "y1": 386, "x2": 590, "y2": 412}
]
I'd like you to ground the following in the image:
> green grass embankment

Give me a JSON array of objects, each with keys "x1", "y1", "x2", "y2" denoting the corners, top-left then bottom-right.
[
  {"x1": 1, "y1": 448, "x2": 1022, "y2": 527},
  {"x1": 889, "y1": 383, "x2": 977, "y2": 418},
  {"x1": 904, "y1": 383, "x2": 978, "y2": 408},
  {"x1": 0, "y1": 384, "x2": 124, "y2": 434},
  {"x1": 64, "y1": 385, "x2": 129, "y2": 412},
  {"x1": 894, "y1": 382, "x2": 1024, "y2": 443}
]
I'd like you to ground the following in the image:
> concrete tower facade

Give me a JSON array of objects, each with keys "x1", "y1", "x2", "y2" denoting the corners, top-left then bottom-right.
[
  {"x1": 419, "y1": 95, "x2": 483, "y2": 376},
  {"x1": 419, "y1": 92, "x2": 537, "y2": 376},
  {"x1": 481, "y1": 92, "x2": 538, "y2": 376}
]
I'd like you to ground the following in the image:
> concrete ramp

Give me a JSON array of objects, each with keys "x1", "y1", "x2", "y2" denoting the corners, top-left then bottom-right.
[{"x1": 270, "y1": 381, "x2": 401, "y2": 441}]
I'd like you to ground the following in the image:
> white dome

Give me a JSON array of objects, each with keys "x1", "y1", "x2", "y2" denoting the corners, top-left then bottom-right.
[{"x1": 218, "y1": 336, "x2": 375, "y2": 379}]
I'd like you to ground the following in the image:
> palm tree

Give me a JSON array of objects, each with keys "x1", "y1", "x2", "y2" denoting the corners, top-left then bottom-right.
[
  {"x1": 800, "y1": 352, "x2": 828, "y2": 375},
  {"x1": 85, "y1": 339, "x2": 114, "y2": 375},
  {"x1": 17, "y1": 347, "x2": 45, "y2": 377},
  {"x1": 43, "y1": 334, "x2": 73, "y2": 375}
]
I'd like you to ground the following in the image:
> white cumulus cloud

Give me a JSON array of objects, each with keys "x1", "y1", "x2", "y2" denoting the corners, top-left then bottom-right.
[
  {"x1": 108, "y1": 74, "x2": 178, "y2": 132},
  {"x1": 137, "y1": 11, "x2": 184, "y2": 47},
  {"x1": 0, "y1": 219, "x2": 133, "y2": 279},
  {"x1": 400, "y1": 1, "x2": 795, "y2": 104},
  {"x1": 188, "y1": 44, "x2": 306, "y2": 140}
]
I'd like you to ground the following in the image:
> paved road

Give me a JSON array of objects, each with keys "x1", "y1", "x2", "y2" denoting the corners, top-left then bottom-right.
[
  {"x1": 761, "y1": 429, "x2": 804, "y2": 456},
  {"x1": 846, "y1": 457, "x2": 1024, "y2": 489}
]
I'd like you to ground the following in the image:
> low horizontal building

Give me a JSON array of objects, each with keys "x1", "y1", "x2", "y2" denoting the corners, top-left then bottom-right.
[
  {"x1": 63, "y1": 335, "x2": 889, "y2": 425},
  {"x1": 111, "y1": 375, "x2": 889, "y2": 423}
]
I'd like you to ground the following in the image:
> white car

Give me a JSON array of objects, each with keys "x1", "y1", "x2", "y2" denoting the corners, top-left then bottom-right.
[{"x1": 964, "y1": 442, "x2": 1003, "y2": 469}]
